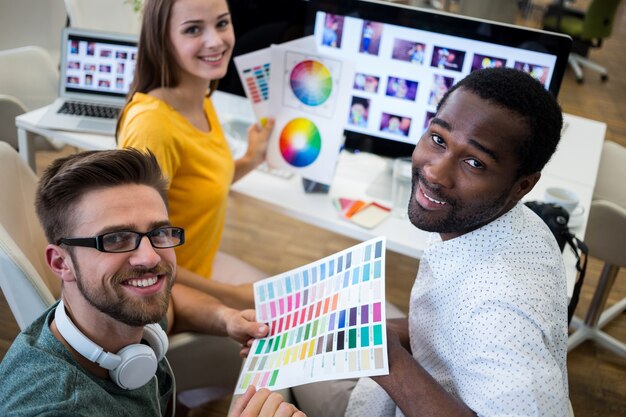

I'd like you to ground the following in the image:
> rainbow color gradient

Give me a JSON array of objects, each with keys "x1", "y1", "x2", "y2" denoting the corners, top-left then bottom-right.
[
  {"x1": 289, "y1": 60, "x2": 333, "y2": 106},
  {"x1": 279, "y1": 118, "x2": 322, "y2": 167}
]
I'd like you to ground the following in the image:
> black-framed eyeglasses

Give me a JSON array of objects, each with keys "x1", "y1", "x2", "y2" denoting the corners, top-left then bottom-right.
[{"x1": 57, "y1": 226, "x2": 185, "y2": 253}]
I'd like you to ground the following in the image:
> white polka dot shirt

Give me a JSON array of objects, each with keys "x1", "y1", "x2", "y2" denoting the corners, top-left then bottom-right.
[{"x1": 346, "y1": 203, "x2": 569, "y2": 417}]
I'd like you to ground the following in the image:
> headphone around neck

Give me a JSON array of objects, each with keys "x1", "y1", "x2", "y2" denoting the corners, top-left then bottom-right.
[{"x1": 54, "y1": 299, "x2": 169, "y2": 390}]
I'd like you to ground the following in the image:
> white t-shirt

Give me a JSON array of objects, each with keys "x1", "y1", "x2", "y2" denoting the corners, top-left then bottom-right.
[{"x1": 346, "y1": 203, "x2": 569, "y2": 417}]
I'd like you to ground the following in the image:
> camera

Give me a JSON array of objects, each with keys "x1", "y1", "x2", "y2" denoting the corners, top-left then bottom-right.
[{"x1": 525, "y1": 201, "x2": 570, "y2": 251}]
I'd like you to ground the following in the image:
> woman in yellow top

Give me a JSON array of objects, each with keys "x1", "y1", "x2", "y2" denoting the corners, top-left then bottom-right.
[{"x1": 117, "y1": 0, "x2": 274, "y2": 309}]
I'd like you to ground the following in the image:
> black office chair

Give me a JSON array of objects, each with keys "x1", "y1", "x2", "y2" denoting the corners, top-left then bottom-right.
[{"x1": 543, "y1": 0, "x2": 621, "y2": 84}]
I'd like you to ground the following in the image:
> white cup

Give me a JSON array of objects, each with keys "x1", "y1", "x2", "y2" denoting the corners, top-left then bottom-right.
[
  {"x1": 391, "y1": 157, "x2": 413, "y2": 218},
  {"x1": 544, "y1": 187, "x2": 579, "y2": 214}
]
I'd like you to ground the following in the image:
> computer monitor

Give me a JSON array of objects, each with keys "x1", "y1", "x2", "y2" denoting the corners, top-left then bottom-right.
[{"x1": 308, "y1": 0, "x2": 572, "y2": 158}]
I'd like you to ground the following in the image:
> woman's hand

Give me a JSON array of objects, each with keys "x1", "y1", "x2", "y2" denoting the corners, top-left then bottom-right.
[
  {"x1": 245, "y1": 118, "x2": 275, "y2": 166},
  {"x1": 234, "y1": 118, "x2": 275, "y2": 182}
]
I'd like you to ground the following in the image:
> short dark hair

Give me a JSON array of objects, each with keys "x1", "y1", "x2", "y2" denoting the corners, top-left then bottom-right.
[
  {"x1": 35, "y1": 148, "x2": 168, "y2": 245},
  {"x1": 437, "y1": 67, "x2": 563, "y2": 178}
]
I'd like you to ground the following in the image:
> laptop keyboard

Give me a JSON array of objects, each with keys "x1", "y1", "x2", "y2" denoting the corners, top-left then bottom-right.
[{"x1": 58, "y1": 101, "x2": 121, "y2": 119}]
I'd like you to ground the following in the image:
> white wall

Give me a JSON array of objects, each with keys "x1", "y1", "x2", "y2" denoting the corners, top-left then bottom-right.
[
  {"x1": 0, "y1": 0, "x2": 67, "y2": 64},
  {"x1": 63, "y1": 0, "x2": 141, "y2": 35}
]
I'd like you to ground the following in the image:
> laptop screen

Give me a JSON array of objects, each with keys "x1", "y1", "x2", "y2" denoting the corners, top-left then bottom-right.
[{"x1": 61, "y1": 28, "x2": 138, "y2": 101}]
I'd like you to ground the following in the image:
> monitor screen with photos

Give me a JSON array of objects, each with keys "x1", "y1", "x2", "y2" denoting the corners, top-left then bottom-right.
[{"x1": 308, "y1": 0, "x2": 572, "y2": 158}]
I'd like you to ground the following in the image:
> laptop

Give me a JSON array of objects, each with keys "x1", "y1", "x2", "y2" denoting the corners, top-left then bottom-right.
[{"x1": 37, "y1": 27, "x2": 138, "y2": 135}]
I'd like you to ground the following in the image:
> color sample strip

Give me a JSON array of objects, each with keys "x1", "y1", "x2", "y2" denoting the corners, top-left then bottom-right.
[
  {"x1": 242, "y1": 63, "x2": 270, "y2": 103},
  {"x1": 256, "y1": 303, "x2": 383, "y2": 356}
]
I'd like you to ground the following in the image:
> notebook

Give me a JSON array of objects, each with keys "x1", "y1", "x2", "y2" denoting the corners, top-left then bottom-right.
[{"x1": 37, "y1": 27, "x2": 138, "y2": 135}]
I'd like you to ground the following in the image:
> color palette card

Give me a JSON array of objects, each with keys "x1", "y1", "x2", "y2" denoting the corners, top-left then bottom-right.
[
  {"x1": 266, "y1": 43, "x2": 355, "y2": 185},
  {"x1": 349, "y1": 202, "x2": 391, "y2": 229},
  {"x1": 333, "y1": 198, "x2": 391, "y2": 229},
  {"x1": 234, "y1": 237, "x2": 389, "y2": 394}
]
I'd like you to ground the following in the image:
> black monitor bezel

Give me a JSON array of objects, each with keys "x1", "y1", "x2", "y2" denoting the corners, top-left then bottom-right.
[{"x1": 305, "y1": 0, "x2": 572, "y2": 158}]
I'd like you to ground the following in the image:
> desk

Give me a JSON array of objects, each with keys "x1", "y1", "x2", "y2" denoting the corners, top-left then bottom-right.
[{"x1": 16, "y1": 91, "x2": 606, "y2": 295}]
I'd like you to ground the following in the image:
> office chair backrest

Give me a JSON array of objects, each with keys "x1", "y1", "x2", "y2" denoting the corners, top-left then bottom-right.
[
  {"x1": 0, "y1": 46, "x2": 59, "y2": 148},
  {"x1": 586, "y1": 200, "x2": 626, "y2": 267},
  {"x1": 0, "y1": 46, "x2": 59, "y2": 111},
  {"x1": 593, "y1": 141, "x2": 626, "y2": 208},
  {"x1": 0, "y1": 95, "x2": 26, "y2": 148},
  {"x1": 582, "y1": 0, "x2": 621, "y2": 40},
  {"x1": 0, "y1": 142, "x2": 59, "y2": 329},
  {"x1": 585, "y1": 140, "x2": 626, "y2": 267}
]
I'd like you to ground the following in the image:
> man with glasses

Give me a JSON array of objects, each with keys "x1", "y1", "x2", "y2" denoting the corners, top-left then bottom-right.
[{"x1": 0, "y1": 148, "x2": 304, "y2": 417}]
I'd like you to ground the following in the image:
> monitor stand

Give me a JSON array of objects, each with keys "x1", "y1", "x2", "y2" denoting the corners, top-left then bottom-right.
[{"x1": 365, "y1": 159, "x2": 393, "y2": 201}]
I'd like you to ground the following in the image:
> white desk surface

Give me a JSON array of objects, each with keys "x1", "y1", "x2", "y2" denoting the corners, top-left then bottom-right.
[{"x1": 16, "y1": 91, "x2": 606, "y2": 296}]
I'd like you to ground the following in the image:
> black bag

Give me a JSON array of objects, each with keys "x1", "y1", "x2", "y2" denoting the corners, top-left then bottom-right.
[{"x1": 525, "y1": 201, "x2": 588, "y2": 324}]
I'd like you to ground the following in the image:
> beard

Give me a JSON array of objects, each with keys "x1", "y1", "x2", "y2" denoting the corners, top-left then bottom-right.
[
  {"x1": 408, "y1": 166, "x2": 510, "y2": 235},
  {"x1": 70, "y1": 252, "x2": 174, "y2": 327}
]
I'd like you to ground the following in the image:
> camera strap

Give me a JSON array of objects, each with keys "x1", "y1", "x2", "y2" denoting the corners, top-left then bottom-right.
[{"x1": 565, "y1": 233, "x2": 589, "y2": 324}]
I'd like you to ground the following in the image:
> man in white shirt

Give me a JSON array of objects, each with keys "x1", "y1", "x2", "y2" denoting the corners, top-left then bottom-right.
[{"x1": 292, "y1": 67, "x2": 569, "y2": 416}]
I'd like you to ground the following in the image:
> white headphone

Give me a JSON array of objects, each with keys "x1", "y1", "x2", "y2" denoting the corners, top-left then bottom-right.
[{"x1": 54, "y1": 299, "x2": 169, "y2": 390}]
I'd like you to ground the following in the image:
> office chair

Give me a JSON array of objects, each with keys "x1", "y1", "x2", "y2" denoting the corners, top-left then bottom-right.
[
  {"x1": 64, "y1": 0, "x2": 141, "y2": 35},
  {"x1": 0, "y1": 142, "x2": 248, "y2": 413},
  {"x1": 568, "y1": 141, "x2": 626, "y2": 358},
  {"x1": 0, "y1": 46, "x2": 62, "y2": 151},
  {"x1": 543, "y1": 0, "x2": 621, "y2": 84},
  {"x1": 0, "y1": 142, "x2": 59, "y2": 327}
]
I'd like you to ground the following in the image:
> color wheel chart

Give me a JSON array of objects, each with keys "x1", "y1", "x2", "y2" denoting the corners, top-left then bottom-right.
[
  {"x1": 235, "y1": 237, "x2": 388, "y2": 394},
  {"x1": 290, "y1": 60, "x2": 332, "y2": 106},
  {"x1": 281, "y1": 51, "x2": 343, "y2": 119},
  {"x1": 279, "y1": 118, "x2": 322, "y2": 168},
  {"x1": 241, "y1": 63, "x2": 270, "y2": 104}
]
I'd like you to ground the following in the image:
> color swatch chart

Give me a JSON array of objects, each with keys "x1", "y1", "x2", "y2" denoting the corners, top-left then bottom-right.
[
  {"x1": 241, "y1": 63, "x2": 270, "y2": 103},
  {"x1": 235, "y1": 237, "x2": 388, "y2": 394}
]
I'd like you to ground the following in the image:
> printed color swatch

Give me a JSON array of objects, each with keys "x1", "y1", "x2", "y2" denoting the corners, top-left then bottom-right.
[
  {"x1": 235, "y1": 237, "x2": 388, "y2": 394},
  {"x1": 279, "y1": 118, "x2": 322, "y2": 167},
  {"x1": 242, "y1": 63, "x2": 270, "y2": 103},
  {"x1": 289, "y1": 60, "x2": 333, "y2": 106}
]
